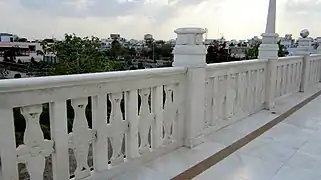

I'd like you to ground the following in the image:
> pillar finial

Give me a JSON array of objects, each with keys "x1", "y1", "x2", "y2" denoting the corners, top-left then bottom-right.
[{"x1": 265, "y1": 0, "x2": 276, "y2": 33}]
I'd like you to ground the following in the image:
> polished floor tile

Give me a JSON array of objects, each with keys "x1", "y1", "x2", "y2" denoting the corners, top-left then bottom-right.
[
  {"x1": 237, "y1": 137, "x2": 298, "y2": 163},
  {"x1": 206, "y1": 127, "x2": 247, "y2": 146},
  {"x1": 285, "y1": 151, "x2": 321, "y2": 174},
  {"x1": 111, "y1": 166, "x2": 170, "y2": 180},
  {"x1": 271, "y1": 165, "x2": 321, "y2": 180},
  {"x1": 146, "y1": 141, "x2": 225, "y2": 178},
  {"x1": 259, "y1": 122, "x2": 313, "y2": 149},
  {"x1": 194, "y1": 153, "x2": 283, "y2": 180}
]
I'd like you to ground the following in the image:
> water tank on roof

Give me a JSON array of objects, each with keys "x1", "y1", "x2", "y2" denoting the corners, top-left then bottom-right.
[{"x1": 144, "y1": 34, "x2": 153, "y2": 41}]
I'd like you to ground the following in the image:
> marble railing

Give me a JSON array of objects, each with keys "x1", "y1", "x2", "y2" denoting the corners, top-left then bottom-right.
[
  {"x1": 204, "y1": 59, "x2": 267, "y2": 133},
  {"x1": 1, "y1": 27, "x2": 321, "y2": 180},
  {"x1": 275, "y1": 56, "x2": 303, "y2": 98},
  {"x1": 0, "y1": 68, "x2": 186, "y2": 180}
]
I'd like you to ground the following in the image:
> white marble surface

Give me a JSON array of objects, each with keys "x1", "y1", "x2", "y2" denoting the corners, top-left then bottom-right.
[
  {"x1": 198, "y1": 92, "x2": 321, "y2": 180},
  {"x1": 111, "y1": 87, "x2": 321, "y2": 180}
]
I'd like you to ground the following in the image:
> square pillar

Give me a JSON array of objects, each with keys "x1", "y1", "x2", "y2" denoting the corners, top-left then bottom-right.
[
  {"x1": 294, "y1": 33, "x2": 312, "y2": 92},
  {"x1": 172, "y1": 28, "x2": 207, "y2": 148},
  {"x1": 259, "y1": 33, "x2": 279, "y2": 110}
]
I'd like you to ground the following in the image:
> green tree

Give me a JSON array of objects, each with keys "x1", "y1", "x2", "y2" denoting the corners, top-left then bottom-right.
[
  {"x1": 32, "y1": 34, "x2": 124, "y2": 76},
  {"x1": 110, "y1": 39, "x2": 122, "y2": 60},
  {"x1": 246, "y1": 41, "x2": 287, "y2": 59},
  {"x1": 246, "y1": 44, "x2": 259, "y2": 59},
  {"x1": 0, "y1": 65, "x2": 8, "y2": 78},
  {"x1": 277, "y1": 40, "x2": 287, "y2": 57}
]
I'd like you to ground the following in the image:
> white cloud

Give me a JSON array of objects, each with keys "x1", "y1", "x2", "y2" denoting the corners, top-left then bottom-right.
[{"x1": 0, "y1": 0, "x2": 321, "y2": 40}]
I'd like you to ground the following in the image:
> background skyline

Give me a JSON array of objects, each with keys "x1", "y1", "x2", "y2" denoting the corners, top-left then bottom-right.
[{"x1": 0, "y1": 0, "x2": 319, "y2": 40}]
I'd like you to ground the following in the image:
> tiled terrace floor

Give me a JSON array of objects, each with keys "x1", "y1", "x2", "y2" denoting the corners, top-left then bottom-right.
[{"x1": 113, "y1": 84, "x2": 321, "y2": 180}]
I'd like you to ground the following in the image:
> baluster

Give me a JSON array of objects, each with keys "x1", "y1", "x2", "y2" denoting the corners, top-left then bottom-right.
[
  {"x1": 245, "y1": 71, "x2": 251, "y2": 115},
  {"x1": 250, "y1": 70, "x2": 257, "y2": 114},
  {"x1": 17, "y1": 105, "x2": 54, "y2": 180},
  {"x1": 222, "y1": 75, "x2": 229, "y2": 120},
  {"x1": 0, "y1": 108, "x2": 19, "y2": 180},
  {"x1": 226, "y1": 74, "x2": 234, "y2": 120},
  {"x1": 259, "y1": 69, "x2": 265, "y2": 108},
  {"x1": 297, "y1": 62, "x2": 302, "y2": 90},
  {"x1": 286, "y1": 64, "x2": 291, "y2": 94},
  {"x1": 314, "y1": 60, "x2": 319, "y2": 83},
  {"x1": 151, "y1": 86, "x2": 163, "y2": 149},
  {"x1": 69, "y1": 98, "x2": 96, "y2": 179},
  {"x1": 163, "y1": 85, "x2": 176, "y2": 145},
  {"x1": 211, "y1": 77, "x2": 219, "y2": 126},
  {"x1": 205, "y1": 79, "x2": 213, "y2": 128},
  {"x1": 281, "y1": 65, "x2": 287, "y2": 96},
  {"x1": 125, "y1": 90, "x2": 139, "y2": 159},
  {"x1": 92, "y1": 94, "x2": 109, "y2": 171},
  {"x1": 275, "y1": 66, "x2": 282, "y2": 98},
  {"x1": 292, "y1": 63, "x2": 297, "y2": 91},
  {"x1": 237, "y1": 72, "x2": 246, "y2": 118},
  {"x1": 172, "y1": 83, "x2": 182, "y2": 142},
  {"x1": 229, "y1": 74, "x2": 237, "y2": 120},
  {"x1": 108, "y1": 93, "x2": 128, "y2": 166},
  {"x1": 217, "y1": 76, "x2": 225, "y2": 121},
  {"x1": 138, "y1": 88, "x2": 153, "y2": 154},
  {"x1": 234, "y1": 73, "x2": 241, "y2": 118},
  {"x1": 50, "y1": 101, "x2": 69, "y2": 180},
  {"x1": 255, "y1": 69, "x2": 262, "y2": 111}
]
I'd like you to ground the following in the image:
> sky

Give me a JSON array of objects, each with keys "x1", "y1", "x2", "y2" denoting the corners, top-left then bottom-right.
[{"x1": 0, "y1": 0, "x2": 320, "y2": 40}]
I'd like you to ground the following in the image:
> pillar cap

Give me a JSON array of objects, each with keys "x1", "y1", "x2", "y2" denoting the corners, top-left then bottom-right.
[{"x1": 174, "y1": 28, "x2": 206, "y2": 34}]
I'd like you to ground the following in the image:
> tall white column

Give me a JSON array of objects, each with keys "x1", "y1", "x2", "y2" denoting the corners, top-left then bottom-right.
[
  {"x1": 172, "y1": 27, "x2": 207, "y2": 148},
  {"x1": 259, "y1": 0, "x2": 279, "y2": 110},
  {"x1": 295, "y1": 29, "x2": 312, "y2": 92}
]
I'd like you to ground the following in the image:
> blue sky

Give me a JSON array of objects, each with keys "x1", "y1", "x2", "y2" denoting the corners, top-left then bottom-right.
[{"x1": 0, "y1": 0, "x2": 320, "y2": 40}]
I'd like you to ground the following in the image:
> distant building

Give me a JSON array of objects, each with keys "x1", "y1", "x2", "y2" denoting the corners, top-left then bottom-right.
[
  {"x1": 144, "y1": 34, "x2": 153, "y2": 41},
  {"x1": 0, "y1": 33, "x2": 43, "y2": 62},
  {"x1": 110, "y1": 34, "x2": 120, "y2": 40}
]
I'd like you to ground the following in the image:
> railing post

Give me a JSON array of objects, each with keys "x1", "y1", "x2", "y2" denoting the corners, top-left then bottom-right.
[
  {"x1": 259, "y1": 33, "x2": 279, "y2": 110},
  {"x1": 172, "y1": 27, "x2": 207, "y2": 148},
  {"x1": 294, "y1": 29, "x2": 311, "y2": 92},
  {"x1": 259, "y1": 0, "x2": 279, "y2": 110}
]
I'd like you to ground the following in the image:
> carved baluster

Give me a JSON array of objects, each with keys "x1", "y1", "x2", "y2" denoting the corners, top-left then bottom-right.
[
  {"x1": 250, "y1": 70, "x2": 257, "y2": 114},
  {"x1": 291, "y1": 63, "x2": 296, "y2": 92},
  {"x1": 236, "y1": 72, "x2": 244, "y2": 118},
  {"x1": 275, "y1": 66, "x2": 281, "y2": 97},
  {"x1": 281, "y1": 65, "x2": 287, "y2": 96},
  {"x1": 298, "y1": 62, "x2": 303, "y2": 90},
  {"x1": 215, "y1": 76, "x2": 225, "y2": 121},
  {"x1": 108, "y1": 93, "x2": 128, "y2": 166},
  {"x1": 69, "y1": 98, "x2": 96, "y2": 179},
  {"x1": 228, "y1": 74, "x2": 237, "y2": 119},
  {"x1": 225, "y1": 74, "x2": 232, "y2": 120},
  {"x1": 258, "y1": 69, "x2": 265, "y2": 109},
  {"x1": 210, "y1": 77, "x2": 219, "y2": 126},
  {"x1": 204, "y1": 79, "x2": 213, "y2": 128},
  {"x1": 163, "y1": 85, "x2": 176, "y2": 145},
  {"x1": 290, "y1": 63, "x2": 295, "y2": 91},
  {"x1": 242, "y1": 72, "x2": 249, "y2": 115},
  {"x1": 138, "y1": 88, "x2": 154, "y2": 154},
  {"x1": 17, "y1": 105, "x2": 54, "y2": 180}
]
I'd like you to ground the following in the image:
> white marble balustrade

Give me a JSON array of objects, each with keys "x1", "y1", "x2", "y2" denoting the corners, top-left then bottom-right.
[
  {"x1": 204, "y1": 59, "x2": 267, "y2": 133},
  {"x1": 0, "y1": 67, "x2": 186, "y2": 180},
  {"x1": 275, "y1": 56, "x2": 303, "y2": 98},
  {"x1": 1, "y1": 27, "x2": 321, "y2": 180}
]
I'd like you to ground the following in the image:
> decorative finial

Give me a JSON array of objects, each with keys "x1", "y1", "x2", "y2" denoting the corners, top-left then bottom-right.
[{"x1": 300, "y1": 29, "x2": 309, "y2": 38}]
